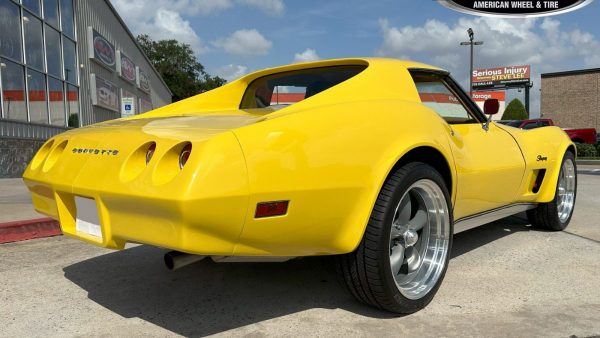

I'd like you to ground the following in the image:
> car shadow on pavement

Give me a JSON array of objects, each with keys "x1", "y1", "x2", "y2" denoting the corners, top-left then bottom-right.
[
  {"x1": 63, "y1": 247, "x2": 394, "y2": 336},
  {"x1": 451, "y1": 213, "x2": 533, "y2": 259},
  {"x1": 63, "y1": 214, "x2": 535, "y2": 337}
]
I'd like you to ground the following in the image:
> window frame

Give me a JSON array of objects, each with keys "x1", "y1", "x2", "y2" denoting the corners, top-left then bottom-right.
[{"x1": 409, "y1": 68, "x2": 487, "y2": 124}]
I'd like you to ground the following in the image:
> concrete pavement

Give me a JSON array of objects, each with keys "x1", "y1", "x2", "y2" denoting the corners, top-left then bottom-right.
[
  {"x1": 0, "y1": 178, "x2": 39, "y2": 223},
  {"x1": 1, "y1": 170, "x2": 599, "y2": 337}
]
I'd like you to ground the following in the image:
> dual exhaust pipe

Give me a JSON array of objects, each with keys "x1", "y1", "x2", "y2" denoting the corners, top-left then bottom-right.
[{"x1": 164, "y1": 251, "x2": 205, "y2": 270}]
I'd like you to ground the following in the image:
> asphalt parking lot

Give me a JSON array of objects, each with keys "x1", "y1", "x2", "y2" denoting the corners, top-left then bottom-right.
[{"x1": 1, "y1": 167, "x2": 599, "y2": 337}]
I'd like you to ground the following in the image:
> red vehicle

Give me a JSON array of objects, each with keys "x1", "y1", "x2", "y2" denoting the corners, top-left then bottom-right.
[{"x1": 498, "y1": 118, "x2": 597, "y2": 144}]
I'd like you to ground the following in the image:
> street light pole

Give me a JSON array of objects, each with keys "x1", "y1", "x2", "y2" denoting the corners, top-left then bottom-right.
[{"x1": 460, "y1": 28, "x2": 483, "y2": 97}]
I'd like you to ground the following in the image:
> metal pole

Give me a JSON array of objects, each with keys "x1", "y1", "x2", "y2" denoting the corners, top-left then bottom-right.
[
  {"x1": 525, "y1": 82, "x2": 531, "y2": 118},
  {"x1": 470, "y1": 41, "x2": 473, "y2": 96}
]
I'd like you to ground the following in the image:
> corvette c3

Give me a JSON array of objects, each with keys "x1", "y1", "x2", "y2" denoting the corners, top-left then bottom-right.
[{"x1": 23, "y1": 58, "x2": 577, "y2": 314}]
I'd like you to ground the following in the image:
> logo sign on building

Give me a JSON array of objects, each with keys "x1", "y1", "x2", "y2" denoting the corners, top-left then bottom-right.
[
  {"x1": 472, "y1": 91, "x2": 506, "y2": 120},
  {"x1": 117, "y1": 51, "x2": 137, "y2": 83},
  {"x1": 90, "y1": 74, "x2": 119, "y2": 112},
  {"x1": 136, "y1": 67, "x2": 151, "y2": 94},
  {"x1": 87, "y1": 28, "x2": 116, "y2": 71},
  {"x1": 437, "y1": 0, "x2": 593, "y2": 17},
  {"x1": 121, "y1": 89, "x2": 136, "y2": 117},
  {"x1": 139, "y1": 98, "x2": 153, "y2": 113},
  {"x1": 472, "y1": 65, "x2": 530, "y2": 89}
]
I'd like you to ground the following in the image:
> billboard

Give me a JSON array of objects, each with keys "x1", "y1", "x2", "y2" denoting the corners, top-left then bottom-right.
[
  {"x1": 90, "y1": 74, "x2": 119, "y2": 112},
  {"x1": 117, "y1": 51, "x2": 137, "y2": 83},
  {"x1": 472, "y1": 65, "x2": 530, "y2": 89},
  {"x1": 472, "y1": 91, "x2": 506, "y2": 120}
]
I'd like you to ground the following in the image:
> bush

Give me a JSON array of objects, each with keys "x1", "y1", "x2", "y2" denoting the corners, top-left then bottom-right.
[
  {"x1": 575, "y1": 143, "x2": 598, "y2": 158},
  {"x1": 501, "y1": 99, "x2": 528, "y2": 120},
  {"x1": 68, "y1": 114, "x2": 79, "y2": 128}
]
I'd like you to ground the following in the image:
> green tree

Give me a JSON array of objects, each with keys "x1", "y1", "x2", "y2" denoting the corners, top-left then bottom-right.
[
  {"x1": 136, "y1": 35, "x2": 226, "y2": 102},
  {"x1": 501, "y1": 98, "x2": 528, "y2": 120}
]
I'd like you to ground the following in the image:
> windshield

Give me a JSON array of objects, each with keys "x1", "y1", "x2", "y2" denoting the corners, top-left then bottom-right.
[{"x1": 240, "y1": 65, "x2": 367, "y2": 110}]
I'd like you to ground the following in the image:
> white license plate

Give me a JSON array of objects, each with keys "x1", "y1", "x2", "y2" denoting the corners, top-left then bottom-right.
[{"x1": 75, "y1": 196, "x2": 102, "y2": 238}]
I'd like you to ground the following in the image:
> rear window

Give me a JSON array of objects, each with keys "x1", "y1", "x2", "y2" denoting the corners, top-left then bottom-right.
[{"x1": 240, "y1": 65, "x2": 367, "y2": 110}]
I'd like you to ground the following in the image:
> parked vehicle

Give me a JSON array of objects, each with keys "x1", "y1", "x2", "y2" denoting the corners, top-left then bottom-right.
[
  {"x1": 498, "y1": 118, "x2": 597, "y2": 144},
  {"x1": 23, "y1": 58, "x2": 577, "y2": 314}
]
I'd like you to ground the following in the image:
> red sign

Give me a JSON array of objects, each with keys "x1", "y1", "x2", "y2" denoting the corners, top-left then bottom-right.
[
  {"x1": 471, "y1": 91, "x2": 506, "y2": 102},
  {"x1": 118, "y1": 52, "x2": 136, "y2": 83},
  {"x1": 472, "y1": 65, "x2": 530, "y2": 89}
]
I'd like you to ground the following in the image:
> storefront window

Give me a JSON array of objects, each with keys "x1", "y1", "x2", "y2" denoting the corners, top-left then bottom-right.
[
  {"x1": 1, "y1": 59, "x2": 27, "y2": 121},
  {"x1": 23, "y1": 13, "x2": 45, "y2": 71},
  {"x1": 63, "y1": 37, "x2": 77, "y2": 84},
  {"x1": 45, "y1": 26, "x2": 62, "y2": 78},
  {"x1": 27, "y1": 69, "x2": 48, "y2": 123},
  {"x1": 22, "y1": 0, "x2": 40, "y2": 16},
  {"x1": 0, "y1": 0, "x2": 22, "y2": 62},
  {"x1": 66, "y1": 84, "x2": 78, "y2": 127},
  {"x1": 48, "y1": 77, "x2": 65, "y2": 125},
  {"x1": 43, "y1": 0, "x2": 59, "y2": 28},
  {"x1": 59, "y1": 0, "x2": 74, "y2": 38}
]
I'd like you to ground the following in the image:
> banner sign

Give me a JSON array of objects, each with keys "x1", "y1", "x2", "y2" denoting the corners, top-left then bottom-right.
[
  {"x1": 117, "y1": 51, "x2": 137, "y2": 83},
  {"x1": 136, "y1": 67, "x2": 151, "y2": 94},
  {"x1": 90, "y1": 74, "x2": 119, "y2": 112},
  {"x1": 437, "y1": 0, "x2": 593, "y2": 17},
  {"x1": 472, "y1": 65, "x2": 530, "y2": 89},
  {"x1": 471, "y1": 91, "x2": 506, "y2": 102},
  {"x1": 121, "y1": 89, "x2": 136, "y2": 117},
  {"x1": 88, "y1": 28, "x2": 116, "y2": 71}
]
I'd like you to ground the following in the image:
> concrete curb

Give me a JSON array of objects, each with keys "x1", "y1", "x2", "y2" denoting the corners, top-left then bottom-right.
[
  {"x1": 0, "y1": 218, "x2": 62, "y2": 244},
  {"x1": 577, "y1": 159, "x2": 600, "y2": 165}
]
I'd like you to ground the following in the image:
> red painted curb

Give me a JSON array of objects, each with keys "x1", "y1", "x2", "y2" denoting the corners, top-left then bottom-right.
[{"x1": 0, "y1": 218, "x2": 62, "y2": 244}]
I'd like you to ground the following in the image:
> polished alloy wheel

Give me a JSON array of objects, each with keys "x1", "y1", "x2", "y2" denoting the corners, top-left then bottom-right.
[
  {"x1": 557, "y1": 158, "x2": 576, "y2": 223},
  {"x1": 388, "y1": 179, "x2": 450, "y2": 300}
]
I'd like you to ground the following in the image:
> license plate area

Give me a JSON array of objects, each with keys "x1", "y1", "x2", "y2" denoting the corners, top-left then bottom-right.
[{"x1": 75, "y1": 196, "x2": 103, "y2": 238}]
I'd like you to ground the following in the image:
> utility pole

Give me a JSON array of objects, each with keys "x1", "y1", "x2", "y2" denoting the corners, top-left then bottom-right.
[{"x1": 460, "y1": 28, "x2": 483, "y2": 97}]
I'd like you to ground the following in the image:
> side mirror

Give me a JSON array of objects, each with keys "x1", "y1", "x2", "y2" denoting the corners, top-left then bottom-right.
[{"x1": 483, "y1": 98, "x2": 500, "y2": 115}]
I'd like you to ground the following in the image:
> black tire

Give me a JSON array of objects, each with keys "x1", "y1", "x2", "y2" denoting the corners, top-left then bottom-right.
[
  {"x1": 334, "y1": 162, "x2": 453, "y2": 314},
  {"x1": 527, "y1": 151, "x2": 577, "y2": 231}
]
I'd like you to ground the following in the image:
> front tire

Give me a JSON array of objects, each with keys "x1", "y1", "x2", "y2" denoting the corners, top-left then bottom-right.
[
  {"x1": 527, "y1": 151, "x2": 577, "y2": 231},
  {"x1": 335, "y1": 162, "x2": 453, "y2": 314}
]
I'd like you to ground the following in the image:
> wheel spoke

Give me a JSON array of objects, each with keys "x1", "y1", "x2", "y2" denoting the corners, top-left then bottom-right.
[
  {"x1": 397, "y1": 194, "x2": 412, "y2": 226},
  {"x1": 390, "y1": 244, "x2": 405, "y2": 275},
  {"x1": 409, "y1": 209, "x2": 427, "y2": 231},
  {"x1": 405, "y1": 246, "x2": 422, "y2": 273}
]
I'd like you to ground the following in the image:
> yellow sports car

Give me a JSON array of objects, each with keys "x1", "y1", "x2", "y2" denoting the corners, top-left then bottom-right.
[{"x1": 23, "y1": 58, "x2": 577, "y2": 314}]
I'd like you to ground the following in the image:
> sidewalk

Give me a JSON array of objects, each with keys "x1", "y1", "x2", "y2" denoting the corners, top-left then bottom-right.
[{"x1": 0, "y1": 178, "x2": 41, "y2": 223}]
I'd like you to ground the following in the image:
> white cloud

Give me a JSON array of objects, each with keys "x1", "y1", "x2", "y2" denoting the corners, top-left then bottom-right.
[
  {"x1": 238, "y1": 0, "x2": 284, "y2": 16},
  {"x1": 377, "y1": 17, "x2": 600, "y2": 116},
  {"x1": 215, "y1": 64, "x2": 248, "y2": 81},
  {"x1": 294, "y1": 48, "x2": 320, "y2": 63},
  {"x1": 213, "y1": 29, "x2": 272, "y2": 56}
]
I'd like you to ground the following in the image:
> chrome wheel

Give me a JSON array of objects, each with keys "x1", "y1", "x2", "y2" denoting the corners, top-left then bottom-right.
[
  {"x1": 557, "y1": 158, "x2": 576, "y2": 223},
  {"x1": 388, "y1": 179, "x2": 450, "y2": 300}
]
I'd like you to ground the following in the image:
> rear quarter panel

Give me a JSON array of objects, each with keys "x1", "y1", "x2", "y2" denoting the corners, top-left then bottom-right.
[{"x1": 232, "y1": 100, "x2": 456, "y2": 256}]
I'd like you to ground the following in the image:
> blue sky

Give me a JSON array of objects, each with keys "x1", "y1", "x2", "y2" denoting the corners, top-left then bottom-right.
[{"x1": 112, "y1": 0, "x2": 600, "y2": 115}]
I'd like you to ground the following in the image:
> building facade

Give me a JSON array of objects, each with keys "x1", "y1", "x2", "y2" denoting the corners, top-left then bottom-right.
[
  {"x1": 0, "y1": 0, "x2": 172, "y2": 177},
  {"x1": 541, "y1": 68, "x2": 600, "y2": 130}
]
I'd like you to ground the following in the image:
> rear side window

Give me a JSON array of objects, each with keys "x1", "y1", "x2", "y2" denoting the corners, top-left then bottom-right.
[
  {"x1": 411, "y1": 72, "x2": 480, "y2": 124},
  {"x1": 240, "y1": 65, "x2": 366, "y2": 110},
  {"x1": 522, "y1": 122, "x2": 539, "y2": 130}
]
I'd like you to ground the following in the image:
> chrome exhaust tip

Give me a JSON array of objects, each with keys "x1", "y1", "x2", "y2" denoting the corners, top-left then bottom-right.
[{"x1": 164, "y1": 251, "x2": 205, "y2": 270}]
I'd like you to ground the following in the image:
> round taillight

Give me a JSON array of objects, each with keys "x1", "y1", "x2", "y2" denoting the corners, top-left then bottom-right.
[
  {"x1": 179, "y1": 143, "x2": 192, "y2": 169},
  {"x1": 146, "y1": 143, "x2": 156, "y2": 165}
]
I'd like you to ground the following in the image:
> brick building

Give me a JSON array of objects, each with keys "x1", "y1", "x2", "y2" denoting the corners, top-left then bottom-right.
[{"x1": 541, "y1": 68, "x2": 600, "y2": 130}]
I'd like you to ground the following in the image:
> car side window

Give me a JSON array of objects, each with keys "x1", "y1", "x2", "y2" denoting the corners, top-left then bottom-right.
[
  {"x1": 411, "y1": 73, "x2": 479, "y2": 124},
  {"x1": 538, "y1": 120, "x2": 550, "y2": 127}
]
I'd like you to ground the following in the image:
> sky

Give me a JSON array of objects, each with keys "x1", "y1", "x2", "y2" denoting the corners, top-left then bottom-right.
[{"x1": 111, "y1": 0, "x2": 600, "y2": 116}]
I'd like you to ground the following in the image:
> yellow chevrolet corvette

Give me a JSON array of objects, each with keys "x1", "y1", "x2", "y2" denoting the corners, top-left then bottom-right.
[{"x1": 23, "y1": 58, "x2": 577, "y2": 314}]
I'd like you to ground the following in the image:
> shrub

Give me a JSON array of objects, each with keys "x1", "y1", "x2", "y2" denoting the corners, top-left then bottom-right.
[
  {"x1": 501, "y1": 99, "x2": 528, "y2": 120},
  {"x1": 68, "y1": 114, "x2": 79, "y2": 128},
  {"x1": 575, "y1": 143, "x2": 598, "y2": 158}
]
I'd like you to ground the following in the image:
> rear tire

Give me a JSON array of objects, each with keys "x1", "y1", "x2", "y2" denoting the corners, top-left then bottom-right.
[
  {"x1": 335, "y1": 162, "x2": 453, "y2": 314},
  {"x1": 527, "y1": 151, "x2": 577, "y2": 231}
]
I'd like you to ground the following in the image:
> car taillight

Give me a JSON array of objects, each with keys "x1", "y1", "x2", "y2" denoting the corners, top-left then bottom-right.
[
  {"x1": 179, "y1": 143, "x2": 192, "y2": 169},
  {"x1": 146, "y1": 142, "x2": 156, "y2": 165}
]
